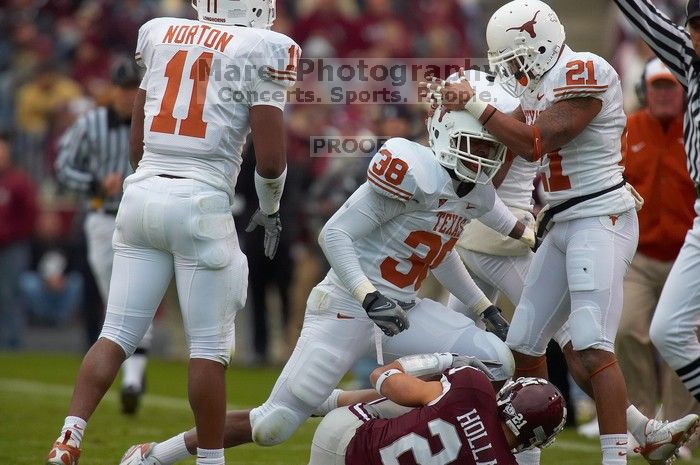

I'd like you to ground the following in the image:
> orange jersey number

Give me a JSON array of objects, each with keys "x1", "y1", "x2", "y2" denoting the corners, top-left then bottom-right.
[
  {"x1": 565, "y1": 60, "x2": 598, "y2": 86},
  {"x1": 541, "y1": 150, "x2": 572, "y2": 192},
  {"x1": 380, "y1": 231, "x2": 458, "y2": 290},
  {"x1": 151, "y1": 50, "x2": 213, "y2": 139}
]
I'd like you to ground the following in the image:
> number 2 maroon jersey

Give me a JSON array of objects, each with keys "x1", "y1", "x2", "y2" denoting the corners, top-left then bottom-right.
[
  {"x1": 132, "y1": 17, "x2": 300, "y2": 202},
  {"x1": 345, "y1": 366, "x2": 517, "y2": 465}
]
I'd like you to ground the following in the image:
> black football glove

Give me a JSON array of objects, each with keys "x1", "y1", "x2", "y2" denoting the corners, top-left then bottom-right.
[
  {"x1": 482, "y1": 305, "x2": 510, "y2": 342},
  {"x1": 362, "y1": 291, "x2": 410, "y2": 337}
]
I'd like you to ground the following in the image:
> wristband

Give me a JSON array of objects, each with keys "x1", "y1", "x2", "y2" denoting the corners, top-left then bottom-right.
[
  {"x1": 352, "y1": 279, "x2": 378, "y2": 304},
  {"x1": 464, "y1": 97, "x2": 489, "y2": 119},
  {"x1": 471, "y1": 296, "x2": 492, "y2": 316},
  {"x1": 255, "y1": 167, "x2": 287, "y2": 215},
  {"x1": 375, "y1": 368, "x2": 402, "y2": 395}
]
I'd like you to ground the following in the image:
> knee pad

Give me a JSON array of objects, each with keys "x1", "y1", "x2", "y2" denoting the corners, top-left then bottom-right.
[
  {"x1": 473, "y1": 331, "x2": 515, "y2": 381},
  {"x1": 506, "y1": 298, "x2": 547, "y2": 357},
  {"x1": 99, "y1": 311, "x2": 152, "y2": 357},
  {"x1": 189, "y1": 327, "x2": 235, "y2": 366},
  {"x1": 553, "y1": 325, "x2": 571, "y2": 349},
  {"x1": 649, "y1": 317, "x2": 679, "y2": 362},
  {"x1": 569, "y1": 303, "x2": 613, "y2": 353},
  {"x1": 288, "y1": 346, "x2": 345, "y2": 408},
  {"x1": 250, "y1": 405, "x2": 304, "y2": 446}
]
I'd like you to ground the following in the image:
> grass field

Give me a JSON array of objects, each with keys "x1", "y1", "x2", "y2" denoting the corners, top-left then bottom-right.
[{"x1": 2, "y1": 352, "x2": 698, "y2": 465}]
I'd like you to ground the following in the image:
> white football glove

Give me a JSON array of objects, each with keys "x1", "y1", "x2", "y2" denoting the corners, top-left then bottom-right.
[
  {"x1": 245, "y1": 209, "x2": 282, "y2": 259},
  {"x1": 451, "y1": 355, "x2": 502, "y2": 381}
]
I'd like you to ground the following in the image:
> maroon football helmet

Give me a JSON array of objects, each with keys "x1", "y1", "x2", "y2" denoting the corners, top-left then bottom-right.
[{"x1": 496, "y1": 377, "x2": 567, "y2": 452}]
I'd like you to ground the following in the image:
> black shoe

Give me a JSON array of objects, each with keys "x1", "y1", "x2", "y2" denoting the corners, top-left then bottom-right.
[{"x1": 120, "y1": 384, "x2": 142, "y2": 415}]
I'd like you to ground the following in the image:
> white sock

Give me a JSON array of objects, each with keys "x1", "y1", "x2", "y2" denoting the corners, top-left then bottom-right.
[
  {"x1": 601, "y1": 434, "x2": 628, "y2": 465},
  {"x1": 515, "y1": 447, "x2": 541, "y2": 464},
  {"x1": 196, "y1": 447, "x2": 224, "y2": 465},
  {"x1": 60, "y1": 416, "x2": 87, "y2": 446},
  {"x1": 626, "y1": 405, "x2": 649, "y2": 445},
  {"x1": 122, "y1": 354, "x2": 148, "y2": 389},
  {"x1": 151, "y1": 433, "x2": 191, "y2": 464}
]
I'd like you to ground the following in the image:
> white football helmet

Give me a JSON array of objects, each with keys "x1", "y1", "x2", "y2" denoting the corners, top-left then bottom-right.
[
  {"x1": 192, "y1": 0, "x2": 276, "y2": 29},
  {"x1": 486, "y1": 0, "x2": 565, "y2": 97},
  {"x1": 428, "y1": 107, "x2": 507, "y2": 184}
]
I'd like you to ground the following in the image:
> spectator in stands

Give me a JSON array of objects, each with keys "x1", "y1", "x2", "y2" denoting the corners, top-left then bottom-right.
[
  {"x1": 19, "y1": 210, "x2": 84, "y2": 326},
  {"x1": 616, "y1": 58, "x2": 699, "y2": 453},
  {"x1": 351, "y1": 0, "x2": 411, "y2": 57},
  {"x1": 15, "y1": 61, "x2": 81, "y2": 180},
  {"x1": 294, "y1": 0, "x2": 358, "y2": 57},
  {"x1": 0, "y1": 134, "x2": 39, "y2": 348}
]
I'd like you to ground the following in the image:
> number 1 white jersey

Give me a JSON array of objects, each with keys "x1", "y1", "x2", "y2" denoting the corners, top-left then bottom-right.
[
  {"x1": 130, "y1": 17, "x2": 300, "y2": 202},
  {"x1": 520, "y1": 46, "x2": 635, "y2": 221}
]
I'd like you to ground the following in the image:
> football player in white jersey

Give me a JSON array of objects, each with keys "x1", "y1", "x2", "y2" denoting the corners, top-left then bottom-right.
[
  {"x1": 444, "y1": 70, "x2": 539, "y2": 335},
  {"x1": 116, "y1": 109, "x2": 538, "y2": 465},
  {"x1": 46, "y1": 1, "x2": 299, "y2": 465},
  {"x1": 421, "y1": 1, "x2": 698, "y2": 464}
]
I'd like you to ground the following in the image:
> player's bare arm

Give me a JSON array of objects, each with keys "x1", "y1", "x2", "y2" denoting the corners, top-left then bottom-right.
[
  {"x1": 483, "y1": 97, "x2": 602, "y2": 160},
  {"x1": 419, "y1": 79, "x2": 602, "y2": 162},
  {"x1": 370, "y1": 361, "x2": 445, "y2": 407},
  {"x1": 492, "y1": 151, "x2": 515, "y2": 189},
  {"x1": 250, "y1": 105, "x2": 286, "y2": 178},
  {"x1": 129, "y1": 89, "x2": 146, "y2": 169},
  {"x1": 246, "y1": 105, "x2": 287, "y2": 259}
]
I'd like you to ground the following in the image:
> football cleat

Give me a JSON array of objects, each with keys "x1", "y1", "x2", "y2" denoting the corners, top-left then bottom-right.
[
  {"x1": 635, "y1": 414, "x2": 699, "y2": 465},
  {"x1": 121, "y1": 384, "x2": 144, "y2": 415},
  {"x1": 119, "y1": 442, "x2": 162, "y2": 465},
  {"x1": 46, "y1": 430, "x2": 81, "y2": 465}
]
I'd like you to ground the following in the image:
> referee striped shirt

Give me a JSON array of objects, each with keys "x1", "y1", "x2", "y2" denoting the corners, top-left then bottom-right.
[
  {"x1": 55, "y1": 106, "x2": 133, "y2": 212},
  {"x1": 614, "y1": 0, "x2": 700, "y2": 185}
]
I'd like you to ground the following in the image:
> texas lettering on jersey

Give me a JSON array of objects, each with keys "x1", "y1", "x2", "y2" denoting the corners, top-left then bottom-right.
[
  {"x1": 347, "y1": 137, "x2": 496, "y2": 301},
  {"x1": 434, "y1": 211, "x2": 469, "y2": 238}
]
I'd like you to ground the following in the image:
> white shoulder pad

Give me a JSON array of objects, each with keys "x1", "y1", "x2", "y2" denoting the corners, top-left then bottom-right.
[
  {"x1": 255, "y1": 30, "x2": 302, "y2": 88},
  {"x1": 135, "y1": 18, "x2": 163, "y2": 69},
  {"x1": 549, "y1": 52, "x2": 618, "y2": 103},
  {"x1": 367, "y1": 138, "x2": 438, "y2": 203}
]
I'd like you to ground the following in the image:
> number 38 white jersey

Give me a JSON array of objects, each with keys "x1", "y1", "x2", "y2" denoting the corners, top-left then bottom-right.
[
  {"x1": 520, "y1": 46, "x2": 635, "y2": 221},
  {"x1": 129, "y1": 17, "x2": 300, "y2": 202},
  {"x1": 327, "y1": 137, "x2": 500, "y2": 303}
]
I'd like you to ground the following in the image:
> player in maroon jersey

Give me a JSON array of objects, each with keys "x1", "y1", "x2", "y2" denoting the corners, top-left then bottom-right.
[{"x1": 309, "y1": 353, "x2": 566, "y2": 465}]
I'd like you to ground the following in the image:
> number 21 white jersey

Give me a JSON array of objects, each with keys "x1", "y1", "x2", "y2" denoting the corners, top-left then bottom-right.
[
  {"x1": 130, "y1": 17, "x2": 300, "y2": 202},
  {"x1": 520, "y1": 46, "x2": 635, "y2": 221}
]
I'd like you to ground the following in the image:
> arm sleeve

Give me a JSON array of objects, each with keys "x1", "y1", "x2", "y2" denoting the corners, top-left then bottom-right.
[
  {"x1": 612, "y1": 0, "x2": 692, "y2": 87},
  {"x1": 476, "y1": 190, "x2": 518, "y2": 237},
  {"x1": 318, "y1": 183, "x2": 406, "y2": 300},
  {"x1": 431, "y1": 250, "x2": 489, "y2": 311},
  {"x1": 54, "y1": 117, "x2": 96, "y2": 193}
]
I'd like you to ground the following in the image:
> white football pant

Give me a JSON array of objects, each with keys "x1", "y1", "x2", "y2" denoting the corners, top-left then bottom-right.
[
  {"x1": 85, "y1": 211, "x2": 153, "y2": 349},
  {"x1": 650, "y1": 199, "x2": 700, "y2": 400},
  {"x1": 99, "y1": 176, "x2": 247, "y2": 365},
  {"x1": 249, "y1": 276, "x2": 514, "y2": 446},
  {"x1": 507, "y1": 209, "x2": 638, "y2": 356}
]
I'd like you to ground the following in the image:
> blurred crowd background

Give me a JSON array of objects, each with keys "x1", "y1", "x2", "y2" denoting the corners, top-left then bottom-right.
[{"x1": 0, "y1": 0, "x2": 696, "y2": 439}]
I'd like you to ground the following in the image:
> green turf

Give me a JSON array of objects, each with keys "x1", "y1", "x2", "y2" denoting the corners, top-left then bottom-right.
[{"x1": 1, "y1": 352, "x2": 697, "y2": 465}]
